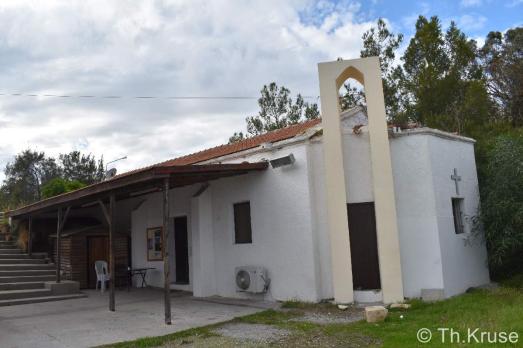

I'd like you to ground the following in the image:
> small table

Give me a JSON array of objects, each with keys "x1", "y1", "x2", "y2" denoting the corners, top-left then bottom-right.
[{"x1": 128, "y1": 267, "x2": 155, "y2": 289}]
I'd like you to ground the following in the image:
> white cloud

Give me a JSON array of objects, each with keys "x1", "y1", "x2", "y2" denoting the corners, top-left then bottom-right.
[
  {"x1": 474, "y1": 36, "x2": 486, "y2": 48},
  {"x1": 457, "y1": 14, "x2": 488, "y2": 31},
  {"x1": 0, "y1": 0, "x2": 374, "y2": 179},
  {"x1": 461, "y1": 0, "x2": 482, "y2": 7}
]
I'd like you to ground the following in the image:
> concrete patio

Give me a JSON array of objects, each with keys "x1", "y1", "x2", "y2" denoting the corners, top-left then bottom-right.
[{"x1": 0, "y1": 288, "x2": 272, "y2": 348}]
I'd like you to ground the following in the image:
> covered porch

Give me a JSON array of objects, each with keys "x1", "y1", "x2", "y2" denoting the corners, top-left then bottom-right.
[
  {"x1": 0, "y1": 287, "x2": 274, "y2": 348},
  {"x1": 7, "y1": 162, "x2": 268, "y2": 324}
]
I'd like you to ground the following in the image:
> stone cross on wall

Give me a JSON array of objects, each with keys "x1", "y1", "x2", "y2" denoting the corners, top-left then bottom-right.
[{"x1": 451, "y1": 168, "x2": 462, "y2": 195}]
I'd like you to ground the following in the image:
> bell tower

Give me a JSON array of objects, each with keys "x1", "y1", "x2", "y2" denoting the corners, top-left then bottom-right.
[{"x1": 317, "y1": 57, "x2": 404, "y2": 304}]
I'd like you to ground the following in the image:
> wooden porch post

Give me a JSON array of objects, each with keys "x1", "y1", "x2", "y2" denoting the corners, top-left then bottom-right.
[
  {"x1": 163, "y1": 177, "x2": 172, "y2": 325},
  {"x1": 97, "y1": 197, "x2": 116, "y2": 312},
  {"x1": 56, "y1": 209, "x2": 62, "y2": 283},
  {"x1": 27, "y1": 216, "x2": 32, "y2": 256},
  {"x1": 109, "y1": 193, "x2": 116, "y2": 312},
  {"x1": 55, "y1": 207, "x2": 70, "y2": 284}
]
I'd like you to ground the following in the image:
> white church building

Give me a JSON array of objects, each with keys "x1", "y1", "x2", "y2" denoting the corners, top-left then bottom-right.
[
  {"x1": 129, "y1": 104, "x2": 490, "y2": 304},
  {"x1": 9, "y1": 58, "x2": 490, "y2": 311}
]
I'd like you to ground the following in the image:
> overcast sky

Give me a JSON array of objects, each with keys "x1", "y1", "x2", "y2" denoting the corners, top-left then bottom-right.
[{"x1": 0, "y1": 0, "x2": 520, "y2": 178}]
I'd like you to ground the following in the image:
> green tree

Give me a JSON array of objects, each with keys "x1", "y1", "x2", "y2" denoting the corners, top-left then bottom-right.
[
  {"x1": 479, "y1": 133, "x2": 523, "y2": 276},
  {"x1": 480, "y1": 27, "x2": 523, "y2": 127},
  {"x1": 228, "y1": 132, "x2": 245, "y2": 144},
  {"x1": 341, "y1": 18, "x2": 404, "y2": 122},
  {"x1": 339, "y1": 84, "x2": 366, "y2": 113},
  {"x1": 41, "y1": 177, "x2": 86, "y2": 199},
  {"x1": 59, "y1": 151, "x2": 104, "y2": 185},
  {"x1": 401, "y1": 16, "x2": 490, "y2": 134},
  {"x1": 0, "y1": 150, "x2": 59, "y2": 208},
  {"x1": 0, "y1": 150, "x2": 105, "y2": 209},
  {"x1": 229, "y1": 82, "x2": 319, "y2": 143}
]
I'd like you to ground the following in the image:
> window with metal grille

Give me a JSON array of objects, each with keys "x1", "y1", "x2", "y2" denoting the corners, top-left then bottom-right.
[
  {"x1": 452, "y1": 198, "x2": 465, "y2": 234},
  {"x1": 234, "y1": 202, "x2": 252, "y2": 244}
]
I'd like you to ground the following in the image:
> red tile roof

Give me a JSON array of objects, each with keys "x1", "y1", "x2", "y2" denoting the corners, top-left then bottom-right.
[
  {"x1": 163, "y1": 118, "x2": 322, "y2": 165},
  {"x1": 111, "y1": 118, "x2": 321, "y2": 180}
]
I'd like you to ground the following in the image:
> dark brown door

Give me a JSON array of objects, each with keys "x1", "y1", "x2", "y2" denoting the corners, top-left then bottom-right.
[
  {"x1": 174, "y1": 217, "x2": 189, "y2": 284},
  {"x1": 87, "y1": 236, "x2": 109, "y2": 289},
  {"x1": 347, "y1": 202, "x2": 381, "y2": 290}
]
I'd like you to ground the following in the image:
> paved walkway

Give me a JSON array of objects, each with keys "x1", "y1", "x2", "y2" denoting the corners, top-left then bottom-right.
[{"x1": 0, "y1": 289, "x2": 266, "y2": 348}]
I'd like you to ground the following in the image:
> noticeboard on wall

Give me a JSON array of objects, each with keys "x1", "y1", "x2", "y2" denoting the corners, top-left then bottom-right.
[{"x1": 146, "y1": 227, "x2": 163, "y2": 261}]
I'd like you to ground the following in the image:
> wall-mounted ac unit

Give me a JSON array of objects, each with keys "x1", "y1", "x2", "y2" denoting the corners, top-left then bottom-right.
[
  {"x1": 235, "y1": 266, "x2": 270, "y2": 293},
  {"x1": 269, "y1": 154, "x2": 295, "y2": 168}
]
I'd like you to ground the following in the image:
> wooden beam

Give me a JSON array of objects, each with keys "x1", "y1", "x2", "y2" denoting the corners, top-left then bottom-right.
[
  {"x1": 56, "y1": 209, "x2": 62, "y2": 283},
  {"x1": 27, "y1": 216, "x2": 32, "y2": 256},
  {"x1": 97, "y1": 200, "x2": 110, "y2": 225},
  {"x1": 109, "y1": 193, "x2": 116, "y2": 312},
  {"x1": 62, "y1": 206, "x2": 71, "y2": 227},
  {"x1": 163, "y1": 177, "x2": 172, "y2": 325}
]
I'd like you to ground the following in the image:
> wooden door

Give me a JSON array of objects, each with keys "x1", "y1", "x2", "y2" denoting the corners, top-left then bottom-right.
[
  {"x1": 87, "y1": 236, "x2": 109, "y2": 289},
  {"x1": 347, "y1": 202, "x2": 381, "y2": 290},
  {"x1": 174, "y1": 217, "x2": 189, "y2": 284}
]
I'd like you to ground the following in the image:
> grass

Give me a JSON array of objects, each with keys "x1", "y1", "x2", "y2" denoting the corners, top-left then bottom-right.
[
  {"x1": 337, "y1": 287, "x2": 523, "y2": 347},
  {"x1": 98, "y1": 326, "x2": 219, "y2": 348},
  {"x1": 99, "y1": 280, "x2": 523, "y2": 348},
  {"x1": 499, "y1": 274, "x2": 523, "y2": 289}
]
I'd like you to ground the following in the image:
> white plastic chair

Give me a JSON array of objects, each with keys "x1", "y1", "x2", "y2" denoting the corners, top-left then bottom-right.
[{"x1": 95, "y1": 260, "x2": 111, "y2": 293}]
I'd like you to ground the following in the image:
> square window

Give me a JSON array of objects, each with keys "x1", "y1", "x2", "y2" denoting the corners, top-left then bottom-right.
[
  {"x1": 452, "y1": 198, "x2": 465, "y2": 234},
  {"x1": 234, "y1": 202, "x2": 252, "y2": 244}
]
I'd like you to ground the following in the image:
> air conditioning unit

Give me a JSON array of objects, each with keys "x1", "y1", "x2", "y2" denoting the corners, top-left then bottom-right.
[
  {"x1": 269, "y1": 154, "x2": 295, "y2": 168},
  {"x1": 235, "y1": 266, "x2": 270, "y2": 293}
]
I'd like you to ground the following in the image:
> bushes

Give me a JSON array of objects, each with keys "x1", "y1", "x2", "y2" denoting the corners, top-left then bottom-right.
[
  {"x1": 41, "y1": 178, "x2": 86, "y2": 199},
  {"x1": 479, "y1": 133, "x2": 523, "y2": 277}
]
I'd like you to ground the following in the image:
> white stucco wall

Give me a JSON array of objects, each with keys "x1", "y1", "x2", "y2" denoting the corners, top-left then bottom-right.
[
  {"x1": 390, "y1": 131, "x2": 490, "y2": 298},
  {"x1": 209, "y1": 144, "x2": 320, "y2": 301},
  {"x1": 390, "y1": 134, "x2": 445, "y2": 298},
  {"x1": 190, "y1": 189, "x2": 216, "y2": 297},
  {"x1": 311, "y1": 126, "x2": 489, "y2": 300},
  {"x1": 308, "y1": 140, "x2": 334, "y2": 300},
  {"x1": 342, "y1": 131, "x2": 375, "y2": 203},
  {"x1": 131, "y1": 185, "x2": 195, "y2": 290},
  {"x1": 131, "y1": 144, "x2": 321, "y2": 301},
  {"x1": 426, "y1": 135, "x2": 490, "y2": 297}
]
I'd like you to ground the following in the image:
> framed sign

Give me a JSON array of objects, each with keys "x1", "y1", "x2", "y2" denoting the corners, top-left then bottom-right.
[{"x1": 146, "y1": 227, "x2": 163, "y2": 261}]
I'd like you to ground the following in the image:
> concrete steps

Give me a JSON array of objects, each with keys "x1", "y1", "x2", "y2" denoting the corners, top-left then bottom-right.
[
  {"x1": 0, "y1": 275, "x2": 56, "y2": 283},
  {"x1": 0, "y1": 236, "x2": 84, "y2": 306},
  {"x1": 0, "y1": 258, "x2": 47, "y2": 264},
  {"x1": 0, "y1": 264, "x2": 55, "y2": 270},
  {"x1": 0, "y1": 293, "x2": 86, "y2": 307},
  {"x1": 0, "y1": 249, "x2": 22, "y2": 254},
  {"x1": 0, "y1": 245, "x2": 18, "y2": 249},
  {"x1": 0, "y1": 288, "x2": 52, "y2": 301},
  {"x1": 0, "y1": 253, "x2": 46, "y2": 259},
  {"x1": 0, "y1": 269, "x2": 55, "y2": 276},
  {"x1": 0, "y1": 281, "x2": 46, "y2": 290}
]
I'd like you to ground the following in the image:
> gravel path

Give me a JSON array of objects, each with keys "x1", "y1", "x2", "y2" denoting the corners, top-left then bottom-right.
[
  {"x1": 213, "y1": 323, "x2": 290, "y2": 344},
  {"x1": 290, "y1": 311, "x2": 364, "y2": 324}
]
